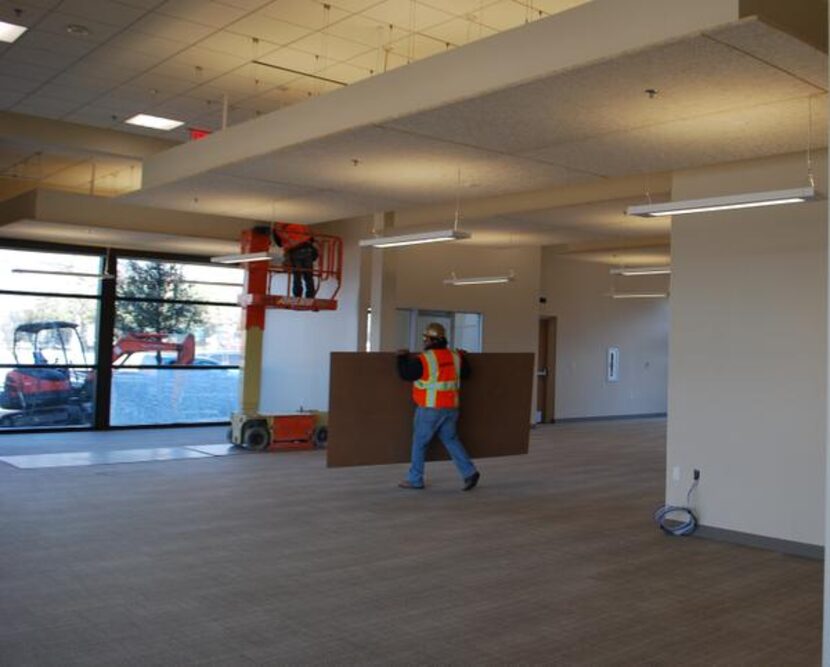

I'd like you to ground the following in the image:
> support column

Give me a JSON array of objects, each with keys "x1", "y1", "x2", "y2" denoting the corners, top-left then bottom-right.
[
  {"x1": 368, "y1": 211, "x2": 398, "y2": 352},
  {"x1": 239, "y1": 226, "x2": 270, "y2": 413}
]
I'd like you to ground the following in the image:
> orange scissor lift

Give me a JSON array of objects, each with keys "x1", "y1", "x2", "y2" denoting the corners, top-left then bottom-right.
[{"x1": 229, "y1": 225, "x2": 342, "y2": 451}]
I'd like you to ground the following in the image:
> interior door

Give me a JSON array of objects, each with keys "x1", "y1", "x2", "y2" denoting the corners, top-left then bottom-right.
[{"x1": 536, "y1": 317, "x2": 557, "y2": 423}]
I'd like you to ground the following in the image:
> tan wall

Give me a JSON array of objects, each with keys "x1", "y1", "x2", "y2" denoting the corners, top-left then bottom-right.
[
  {"x1": 393, "y1": 244, "x2": 541, "y2": 354},
  {"x1": 394, "y1": 244, "x2": 542, "y2": 419},
  {"x1": 667, "y1": 151, "x2": 827, "y2": 546},
  {"x1": 541, "y1": 253, "x2": 669, "y2": 419},
  {"x1": 740, "y1": 0, "x2": 827, "y2": 51}
]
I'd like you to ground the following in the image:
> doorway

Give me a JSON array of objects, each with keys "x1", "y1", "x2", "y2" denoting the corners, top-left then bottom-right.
[{"x1": 537, "y1": 317, "x2": 557, "y2": 422}]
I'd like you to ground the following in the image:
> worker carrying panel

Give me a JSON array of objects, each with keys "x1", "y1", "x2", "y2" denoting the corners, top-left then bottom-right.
[{"x1": 413, "y1": 349, "x2": 462, "y2": 408}]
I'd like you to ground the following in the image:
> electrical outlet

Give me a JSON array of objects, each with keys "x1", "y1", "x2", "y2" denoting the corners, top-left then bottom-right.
[{"x1": 672, "y1": 466, "x2": 680, "y2": 482}]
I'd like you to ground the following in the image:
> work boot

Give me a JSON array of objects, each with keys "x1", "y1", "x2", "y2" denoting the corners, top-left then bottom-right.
[
  {"x1": 462, "y1": 471, "x2": 480, "y2": 491},
  {"x1": 398, "y1": 480, "x2": 425, "y2": 490}
]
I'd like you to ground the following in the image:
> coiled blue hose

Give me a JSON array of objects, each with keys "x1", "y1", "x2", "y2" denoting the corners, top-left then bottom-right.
[{"x1": 654, "y1": 479, "x2": 699, "y2": 536}]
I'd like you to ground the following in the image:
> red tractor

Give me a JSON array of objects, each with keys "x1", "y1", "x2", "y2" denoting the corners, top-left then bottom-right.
[
  {"x1": 0, "y1": 321, "x2": 94, "y2": 427},
  {"x1": 0, "y1": 322, "x2": 198, "y2": 428}
]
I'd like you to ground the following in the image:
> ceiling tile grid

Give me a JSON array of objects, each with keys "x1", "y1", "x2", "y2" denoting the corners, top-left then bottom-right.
[
  {"x1": 0, "y1": 0, "x2": 588, "y2": 137},
  {"x1": 527, "y1": 96, "x2": 829, "y2": 178},
  {"x1": 260, "y1": 0, "x2": 350, "y2": 30},
  {"x1": 384, "y1": 31, "x2": 824, "y2": 163}
]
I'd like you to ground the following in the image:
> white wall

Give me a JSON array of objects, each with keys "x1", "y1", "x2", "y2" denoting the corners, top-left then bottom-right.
[
  {"x1": 258, "y1": 217, "x2": 367, "y2": 413},
  {"x1": 541, "y1": 253, "x2": 670, "y2": 419},
  {"x1": 667, "y1": 151, "x2": 827, "y2": 545}
]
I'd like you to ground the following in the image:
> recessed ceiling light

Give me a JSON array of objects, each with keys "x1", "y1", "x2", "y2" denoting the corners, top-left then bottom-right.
[
  {"x1": 0, "y1": 20, "x2": 27, "y2": 43},
  {"x1": 125, "y1": 113, "x2": 184, "y2": 131},
  {"x1": 66, "y1": 24, "x2": 90, "y2": 36}
]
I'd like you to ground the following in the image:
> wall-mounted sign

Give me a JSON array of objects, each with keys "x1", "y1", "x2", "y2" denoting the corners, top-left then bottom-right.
[{"x1": 607, "y1": 346, "x2": 620, "y2": 382}]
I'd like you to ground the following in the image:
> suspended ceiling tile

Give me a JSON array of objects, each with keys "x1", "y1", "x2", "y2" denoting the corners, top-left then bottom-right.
[
  {"x1": 125, "y1": 171, "x2": 317, "y2": 216},
  {"x1": 108, "y1": 85, "x2": 173, "y2": 108},
  {"x1": 12, "y1": 98, "x2": 79, "y2": 120},
  {"x1": 533, "y1": 0, "x2": 594, "y2": 15},
  {"x1": 528, "y1": 97, "x2": 829, "y2": 177},
  {"x1": 228, "y1": 13, "x2": 312, "y2": 43},
  {"x1": 325, "y1": 0, "x2": 385, "y2": 12},
  {"x1": 0, "y1": 5, "x2": 49, "y2": 25},
  {"x1": 157, "y1": 0, "x2": 251, "y2": 28},
  {"x1": 129, "y1": 71, "x2": 199, "y2": 97},
  {"x1": 36, "y1": 82, "x2": 109, "y2": 105},
  {"x1": 319, "y1": 61, "x2": 372, "y2": 84},
  {"x1": 477, "y1": 0, "x2": 541, "y2": 30},
  {"x1": 199, "y1": 30, "x2": 274, "y2": 57},
  {"x1": 109, "y1": 0, "x2": 164, "y2": 8},
  {"x1": 105, "y1": 28, "x2": 191, "y2": 59},
  {"x1": 68, "y1": 60, "x2": 142, "y2": 85},
  {"x1": 420, "y1": 17, "x2": 492, "y2": 46},
  {"x1": 21, "y1": 29, "x2": 102, "y2": 58},
  {"x1": 208, "y1": 71, "x2": 273, "y2": 96},
  {"x1": 0, "y1": 91, "x2": 25, "y2": 110},
  {"x1": 0, "y1": 57, "x2": 58, "y2": 82},
  {"x1": 291, "y1": 31, "x2": 375, "y2": 62},
  {"x1": 234, "y1": 189, "x2": 407, "y2": 222},
  {"x1": 363, "y1": 0, "x2": 455, "y2": 31},
  {"x1": 419, "y1": 0, "x2": 501, "y2": 18},
  {"x1": 386, "y1": 32, "x2": 822, "y2": 156},
  {"x1": 257, "y1": 46, "x2": 322, "y2": 74},
  {"x1": 324, "y1": 13, "x2": 388, "y2": 48},
  {"x1": 708, "y1": 20, "x2": 828, "y2": 90},
  {"x1": 153, "y1": 95, "x2": 216, "y2": 118},
  {"x1": 34, "y1": 11, "x2": 125, "y2": 42},
  {"x1": 209, "y1": 0, "x2": 273, "y2": 9},
  {"x1": 130, "y1": 12, "x2": 216, "y2": 42},
  {"x1": 2, "y1": 45, "x2": 74, "y2": 70},
  {"x1": 170, "y1": 45, "x2": 250, "y2": 73},
  {"x1": 84, "y1": 46, "x2": 174, "y2": 74},
  {"x1": 0, "y1": 75, "x2": 43, "y2": 95},
  {"x1": 249, "y1": 60, "x2": 304, "y2": 85},
  {"x1": 259, "y1": 0, "x2": 349, "y2": 30},
  {"x1": 150, "y1": 59, "x2": 221, "y2": 84},
  {"x1": 221, "y1": 125, "x2": 586, "y2": 202},
  {"x1": 385, "y1": 33, "x2": 453, "y2": 61},
  {"x1": 56, "y1": 0, "x2": 147, "y2": 27}
]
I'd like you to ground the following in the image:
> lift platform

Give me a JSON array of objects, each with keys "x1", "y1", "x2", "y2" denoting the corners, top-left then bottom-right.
[{"x1": 226, "y1": 225, "x2": 341, "y2": 451}]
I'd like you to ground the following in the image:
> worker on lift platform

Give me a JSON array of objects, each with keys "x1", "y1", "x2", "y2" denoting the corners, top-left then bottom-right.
[{"x1": 272, "y1": 222, "x2": 317, "y2": 298}]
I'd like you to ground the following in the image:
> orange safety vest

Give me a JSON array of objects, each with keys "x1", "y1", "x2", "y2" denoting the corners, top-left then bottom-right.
[
  {"x1": 273, "y1": 222, "x2": 312, "y2": 251},
  {"x1": 412, "y1": 349, "x2": 462, "y2": 408}
]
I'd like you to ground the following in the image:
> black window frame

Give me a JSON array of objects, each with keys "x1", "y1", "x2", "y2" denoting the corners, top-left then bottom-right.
[{"x1": 0, "y1": 238, "x2": 243, "y2": 434}]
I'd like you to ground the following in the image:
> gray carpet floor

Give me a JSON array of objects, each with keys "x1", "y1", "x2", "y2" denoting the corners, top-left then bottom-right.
[{"x1": 0, "y1": 418, "x2": 821, "y2": 665}]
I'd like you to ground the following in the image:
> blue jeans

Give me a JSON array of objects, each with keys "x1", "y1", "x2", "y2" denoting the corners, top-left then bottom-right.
[{"x1": 407, "y1": 407, "x2": 477, "y2": 486}]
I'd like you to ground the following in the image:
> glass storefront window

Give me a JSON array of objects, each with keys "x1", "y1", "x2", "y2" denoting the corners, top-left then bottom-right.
[
  {"x1": 117, "y1": 258, "x2": 243, "y2": 304},
  {"x1": 0, "y1": 251, "x2": 101, "y2": 431},
  {"x1": 110, "y1": 368, "x2": 239, "y2": 426},
  {"x1": 0, "y1": 249, "x2": 103, "y2": 296}
]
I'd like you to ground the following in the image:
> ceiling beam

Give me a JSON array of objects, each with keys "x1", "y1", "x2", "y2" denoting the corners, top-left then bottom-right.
[{"x1": 0, "y1": 112, "x2": 177, "y2": 160}]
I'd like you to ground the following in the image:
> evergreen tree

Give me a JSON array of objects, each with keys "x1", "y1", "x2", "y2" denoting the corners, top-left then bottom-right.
[{"x1": 116, "y1": 261, "x2": 206, "y2": 336}]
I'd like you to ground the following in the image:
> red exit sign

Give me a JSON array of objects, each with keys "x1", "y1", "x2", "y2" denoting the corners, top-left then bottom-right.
[{"x1": 189, "y1": 127, "x2": 212, "y2": 141}]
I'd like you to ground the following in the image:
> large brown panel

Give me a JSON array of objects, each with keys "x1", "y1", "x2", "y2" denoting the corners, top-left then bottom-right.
[{"x1": 327, "y1": 352, "x2": 534, "y2": 467}]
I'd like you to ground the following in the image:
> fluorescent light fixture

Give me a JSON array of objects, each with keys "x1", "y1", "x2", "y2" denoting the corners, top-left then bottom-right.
[
  {"x1": 0, "y1": 20, "x2": 27, "y2": 43},
  {"x1": 210, "y1": 251, "x2": 282, "y2": 264},
  {"x1": 12, "y1": 269, "x2": 113, "y2": 279},
  {"x1": 444, "y1": 270, "x2": 515, "y2": 286},
  {"x1": 610, "y1": 265, "x2": 671, "y2": 276},
  {"x1": 359, "y1": 229, "x2": 470, "y2": 248},
  {"x1": 609, "y1": 292, "x2": 669, "y2": 299},
  {"x1": 125, "y1": 113, "x2": 184, "y2": 131},
  {"x1": 626, "y1": 187, "x2": 816, "y2": 217}
]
